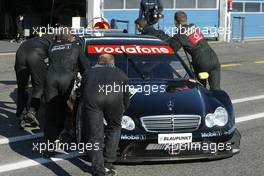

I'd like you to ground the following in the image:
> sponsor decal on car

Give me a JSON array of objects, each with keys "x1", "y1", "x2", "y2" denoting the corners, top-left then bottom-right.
[
  {"x1": 201, "y1": 131, "x2": 222, "y2": 138},
  {"x1": 158, "y1": 133, "x2": 192, "y2": 144},
  {"x1": 87, "y1": 45, "x2": 175, "y2": 55},
  {"x1": 201, "y1": 126, "x2": 236, "y2": 138},
  {"x1": 121, "y1": 134, "x2": 147, "y2": 140}
]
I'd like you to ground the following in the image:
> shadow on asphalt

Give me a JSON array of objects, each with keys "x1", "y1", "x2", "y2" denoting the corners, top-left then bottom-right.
[
  {"x1": 40, "y1": 162, "x2": 72, "y2": 176},
  {"x1": 0, "y1": 80, "x2": 17, "y2": 85},
  {"x1": 0, "y1": 101, "x2": 17, "y2": 123},
  {"x1": 68, "y1": 157, "x2": 93, "y2": 173},
  {"x1": 0, "y1": 87, "x2": 93, "y2": 175},
  {"x1": 0, "y1": 88, "x2": 20, "y2": 136}
]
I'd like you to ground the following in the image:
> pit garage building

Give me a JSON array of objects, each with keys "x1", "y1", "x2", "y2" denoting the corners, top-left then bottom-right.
[
  {"x1": 104, "y1": 0, "x2": 264, "y2": 41},
  {"x1": 0, "y1": 0, "x2": 264, "y2": 41}
]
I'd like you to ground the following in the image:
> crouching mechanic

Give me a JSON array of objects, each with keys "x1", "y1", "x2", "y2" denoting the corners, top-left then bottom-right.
[
  {"x1": 15, "y1": 34, "x2": 54, "y2": 128},
  {"x1": 80, "y1": 54, "x2": 130, "y2": 176},
  {"x1": 136, "y1": 11, "x2": 221, "y2": 90},
  {"x1": 43, "y1": 31, "x2": 90, "y2": 157}
]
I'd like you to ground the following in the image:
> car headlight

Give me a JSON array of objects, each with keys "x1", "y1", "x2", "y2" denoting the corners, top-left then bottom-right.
[
  {"x1": 205, "y1": 113, "x2": 215, "y2": 128},
  {"x1": 121, "y1": 116, "x2": 135, "y2": 131},
  {"x1": 205, "y1": 107, "x2": 228, "y2": 128}
]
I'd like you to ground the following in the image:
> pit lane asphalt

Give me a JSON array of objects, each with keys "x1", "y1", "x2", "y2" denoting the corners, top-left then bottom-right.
[{"x1": 0, "y1": 41, "x2": 263, "y2": 176}]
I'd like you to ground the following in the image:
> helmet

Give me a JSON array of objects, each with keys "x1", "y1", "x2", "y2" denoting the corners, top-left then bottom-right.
[{"x1": 93, "y1": 21, "x2": 110, "y2": 29}]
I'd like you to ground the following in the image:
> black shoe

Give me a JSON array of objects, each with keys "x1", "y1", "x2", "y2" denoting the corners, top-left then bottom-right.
[
  {"x1": 105, "y1": 166, "x2": 118, "y2": 176},
  {"x1": 42, "y1": 150, "x2": 55, "y2": 159},
  {"x1": 58, "y1": 129, "x2": 75, "y2": 145},
  {"x1": 24, "y1": 110, "x2": 39, "y2": 127}
]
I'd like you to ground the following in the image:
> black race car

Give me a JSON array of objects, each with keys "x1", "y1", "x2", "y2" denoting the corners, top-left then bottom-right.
[{"x1": 76, "y1": 32, "x2": 241, "y2": 163}]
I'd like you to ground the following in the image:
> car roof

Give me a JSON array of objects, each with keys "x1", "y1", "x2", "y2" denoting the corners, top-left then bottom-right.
[
  {"x1": 98, "y1": 32, "x2": 157, "y2": 39},
  {"x1": 79, "y1": 32, "x2": 169, "y2": 46}
]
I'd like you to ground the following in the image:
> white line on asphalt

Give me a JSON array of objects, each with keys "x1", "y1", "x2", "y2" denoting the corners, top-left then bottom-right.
[
  {"x1": 232, "y1": 95, "x2": 264, "y2": 104},
  {"x1": 0, "y1": 152, "x2": 82, "y2": 173},
  {"x1": 236, "y1": 112, "x2": 264, "y2": 123},
  {"x1": 0, "y1": 52, "x2": 16, "y2": 56},
  {"x1": 0, "y1": 113, "x2": 8, "y2": 119},
  {"x1": 0, "y1": 133, "x2": 43, "y2": 145}
]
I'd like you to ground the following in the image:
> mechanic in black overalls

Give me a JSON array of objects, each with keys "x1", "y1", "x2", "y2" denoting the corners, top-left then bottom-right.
[
  {"x1": 43, "y1": 32, "x2": 90, "y2": 153},
  {"x1": 80, "y1": 54, "x2": 130, "y2": 176},
  {"x1": 15, "y1": 34, "x2": 54, "y2": 128},
  {"x1": 135, "y1": 11, "x2": 221, "y2": 90},
  {"x1": 139, "y1": 0, "x2": 163, "y2": 25},
  {"x1": 16, "y1": 14, "x2": 25, "y2": 42}
]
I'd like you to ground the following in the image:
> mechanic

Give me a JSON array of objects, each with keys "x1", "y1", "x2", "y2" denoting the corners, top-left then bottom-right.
[
  {"x1": 80, "y1": 54, "x2": 130, "y2": 176},
  {"x1": 15, "y1": 34, "x2": 54, "y2": 129},
  {"x1": 139, "y1": 0, "x2": 163, "y2": 25},
  {"x1": 135, "y1": 11, "x2": 221, "y2": 90},
  {"x1": 16, "y1": 14, "x2": 25, "y2": 42},
  {"x1": 43, "y1": 31, "x2": 90, "y2": 157}
]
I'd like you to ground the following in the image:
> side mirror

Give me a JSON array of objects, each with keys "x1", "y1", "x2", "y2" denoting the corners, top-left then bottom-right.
[{"x1": 198, "y1": 72, "x2": 209, "y2": 80}]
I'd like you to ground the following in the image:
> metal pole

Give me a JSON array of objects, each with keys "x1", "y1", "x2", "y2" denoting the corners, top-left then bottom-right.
[
  {"x1": 100, "y1": 0, "x2": 104, "y2": 18},
  {"x1": 241, "y1": 17, "x2": 245, "y2": 43},
  {"x1": 87, "y1": 0, "x2": 103, "y2": 27},
  {"x1": 238, "y1": 17, "x2": 241, "y2": 42},
  {"x1": 231, "y1": 16, "x2": 235, "y2": 42}
]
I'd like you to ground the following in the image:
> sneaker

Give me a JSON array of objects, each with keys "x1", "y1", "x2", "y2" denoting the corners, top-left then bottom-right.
[
  {"x1": 105, "y1": 166, "x2": 118, "y2": 176},
  {"x1": 105, "y1": 163, "x2": 116, "y2": 171},
  {"x1": 18, "y1": 119, "x2": 26, "y2": 129},
  {"x1": 18, "y1": 110, "x2": 27, "y2": 129},
  {"x1": 24, "y1": 110, "x2": 39, "y2": 127}
]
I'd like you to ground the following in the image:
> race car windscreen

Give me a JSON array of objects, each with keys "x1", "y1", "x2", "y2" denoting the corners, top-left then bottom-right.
[{"x1": 87, "y1": 44, "x2": 190, "y2": 80}]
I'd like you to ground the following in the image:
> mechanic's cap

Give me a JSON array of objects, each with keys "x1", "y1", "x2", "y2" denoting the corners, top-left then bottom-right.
[{"x1": 99, "y1": 54, "x2": 115, "y2": 65}]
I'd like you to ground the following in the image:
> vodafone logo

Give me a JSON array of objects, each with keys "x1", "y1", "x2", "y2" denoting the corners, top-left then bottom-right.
[
  {"x1": 188, "y1": 30, "x2": 205, "y2": 45},
  {"x1": 87, "y1": 45, "x2": 174, "y2": 55}
]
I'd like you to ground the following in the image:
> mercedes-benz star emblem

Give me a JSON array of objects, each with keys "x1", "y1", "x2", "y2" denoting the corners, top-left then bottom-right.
[{"x1": 167, "y1": 100, "x2": 174, "y2": 111}]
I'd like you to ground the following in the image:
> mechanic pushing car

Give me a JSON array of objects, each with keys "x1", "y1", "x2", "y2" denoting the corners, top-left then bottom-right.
[
  {"x1": 139, "y1": 0, "x2": 163, "y2": 25},
  {"x1": 136, "y1": 11, "x2": 221, "y2": 90},
  {"x1": 15, "y1": 34, "x2": 54, "y2": 129},
  {"x1": 80, "y1": 54, "x2": 130, "y2": 176},
  {"x1": 43, "y1": 31, "x2": 90, "y2": 157}
]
